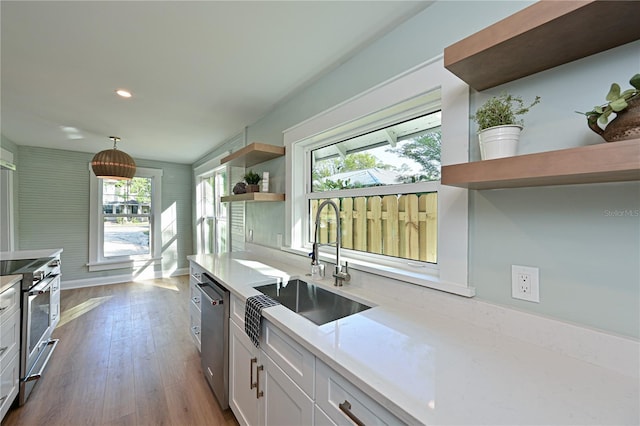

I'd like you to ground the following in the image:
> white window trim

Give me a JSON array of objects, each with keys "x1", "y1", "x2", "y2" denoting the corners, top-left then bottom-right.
[
  {"x1": 88, "y1": 165, "x2": 163, "y2": 271},
  {"x1": 283, "y1": 56, "x2": 473, "y2": 297},
  {"x1": 194, "y1": 159, "x2": 231, "y2": 255}
]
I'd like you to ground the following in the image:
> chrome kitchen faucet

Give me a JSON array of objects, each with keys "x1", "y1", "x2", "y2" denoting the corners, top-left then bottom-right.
[{"x1": 312, "y1": 200, "x2": 350, "y2": 286}]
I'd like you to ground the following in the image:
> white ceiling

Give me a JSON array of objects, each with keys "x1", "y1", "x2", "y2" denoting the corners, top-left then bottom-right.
[{"x1": 1, "y1": 1, "x2": 430, "y2": 164}]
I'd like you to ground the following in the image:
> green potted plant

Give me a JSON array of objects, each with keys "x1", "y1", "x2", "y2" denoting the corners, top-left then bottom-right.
[
  {"x1": 578, "y1": 73, "x2": 640, "y2": 142},
  {"x1": 243, "y1": 170, "x2": 262, "y2": 193},
  {"x1": 472, "y1": 92, "x2": 541, "y2": 160}
]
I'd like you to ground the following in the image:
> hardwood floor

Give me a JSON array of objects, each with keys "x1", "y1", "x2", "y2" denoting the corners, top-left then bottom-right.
[{"x1": 2, "y1": 276, "x2": 239, "y2": 426}]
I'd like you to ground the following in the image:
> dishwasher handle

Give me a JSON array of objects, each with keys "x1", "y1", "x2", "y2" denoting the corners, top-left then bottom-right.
[
  {"x1": 198, "y1": 273, "x2": 228, "y2": 305},
  {"x1": 198, "y1": 283, "x2": 225, "y2": 306}
]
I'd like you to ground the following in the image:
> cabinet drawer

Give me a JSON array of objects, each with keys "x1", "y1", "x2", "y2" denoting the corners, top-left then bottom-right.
[
  {"x1": 0, "y1": 352, "x2": 19, "y2": 421},
  {"x1": 0, "y1": 282, "x2": 19, "y2": 323},
  {"x1": 262, "y1": 321, "x2": 315, "y2": 398},
  {"x1": 0, "y1": 309, "x2": 20, "y2": 372},
  {"x1": 316, "y1": 360, "x2": 402, "y2": 426},
  {"x1": 230, "y1": 294, "x2": 246, "y2": 328},
  {"x1": 190, "y1": 262, "x2": 204, "y2": 284},
  {"x1": 190, "y1": 282, "x2": 202, "y2": 313},
  {"x1": 189, "y1": 301, "x2": 201, "y2": 351}
]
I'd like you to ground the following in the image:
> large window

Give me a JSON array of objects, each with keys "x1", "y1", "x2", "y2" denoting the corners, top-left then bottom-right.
[
  {"x1": 310, "y1": 113, "x2": 440, "y2": 264},
  {"x1": 89, "y1": 167, "x2": 163, "y2": 271},
  {"x1": 196, "y1": 167, "x2": 228, "y2": 254},
  {"x1": 102, "y1": 177, "x2": 152, "y2": 257},
  {"x1": 285, "y1": 57, "x2": 472, "y2": 296}
]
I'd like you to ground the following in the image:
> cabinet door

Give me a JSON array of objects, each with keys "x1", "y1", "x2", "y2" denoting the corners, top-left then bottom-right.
[
  {"x1": 229, "y1": 320, "x2": 260, "y2": 426},
  {"x1": 0, "y1": 352, "x2": 19, "y2": 421},
  {"x1": 262, "y1": 352, "x2": 313, "y2": 426},
  {"x1": 315, "y1": 404, "x2": 337, "y2": 426},
  {"x1": 0, "y1": 309, "x2": 20, "y2": 372}
]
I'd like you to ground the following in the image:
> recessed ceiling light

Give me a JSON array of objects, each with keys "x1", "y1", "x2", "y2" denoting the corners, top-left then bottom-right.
[{"x1": 115, "y1": 89, "x2": 132, "y2": 98}]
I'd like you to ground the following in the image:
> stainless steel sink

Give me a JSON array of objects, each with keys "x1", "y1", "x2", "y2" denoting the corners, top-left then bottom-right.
[{"x1": 254, "y1": 279, "x2": 371, "y2": 325}]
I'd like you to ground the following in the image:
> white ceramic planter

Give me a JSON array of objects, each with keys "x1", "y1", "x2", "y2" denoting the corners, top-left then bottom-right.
[{"x1": 478, "y1": 125, "x2": 522, "y2": 160}]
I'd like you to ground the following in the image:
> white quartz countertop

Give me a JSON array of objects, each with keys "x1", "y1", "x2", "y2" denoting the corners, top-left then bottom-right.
[
  {"x1": 0, "y1": 248, "x2": 63, "y2": 261},
  {"x1": 188, "y1": 250, "x2": 639, "y2": 425},
  {"x1": 0, "y1": 274, "x2": 21, "y2": 293}
]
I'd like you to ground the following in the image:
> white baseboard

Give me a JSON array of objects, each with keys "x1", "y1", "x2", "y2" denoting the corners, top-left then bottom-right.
[{"x1": 61, "y1": 267, "x2": 189, "y2": 290}]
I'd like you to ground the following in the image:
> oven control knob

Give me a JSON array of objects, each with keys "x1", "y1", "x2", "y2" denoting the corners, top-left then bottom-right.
[
  {"x1": 49, "y1": 259, "x2": 61, "y2": 267},
  {"x1": 33, "y1": 271, "x2": 45, "y2": 281}
]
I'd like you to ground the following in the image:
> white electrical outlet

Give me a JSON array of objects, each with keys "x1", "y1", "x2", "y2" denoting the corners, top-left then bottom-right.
[{"x1": 512, "y1": 265, "x2": 539, "y2": 302}]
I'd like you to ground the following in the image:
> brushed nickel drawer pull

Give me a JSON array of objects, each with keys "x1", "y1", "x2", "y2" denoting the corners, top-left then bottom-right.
[
  {"x1": 255, "y1": 365, "x2": 264, "y2": 399},
  {"x1": 339, "y1": 400, "x2": 365, "y2": 426},
  {"x1": 250, "y1": 357, "x2": 257, "y2": 390}
]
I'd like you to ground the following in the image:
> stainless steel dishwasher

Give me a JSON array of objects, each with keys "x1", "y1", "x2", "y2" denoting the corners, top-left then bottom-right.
[{"x1": 198, "y1": 273, "x2": 230, "y2": 409}]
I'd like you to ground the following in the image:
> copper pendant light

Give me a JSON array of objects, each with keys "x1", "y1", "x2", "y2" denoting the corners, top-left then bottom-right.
[{"x1": 91, "y1": 136, "x2": 136, "y2": 180}]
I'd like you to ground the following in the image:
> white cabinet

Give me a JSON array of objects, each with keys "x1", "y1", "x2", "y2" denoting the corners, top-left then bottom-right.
[
  {"x1": 0, "y1": 281, "x2": 20, "y2": 421},
  {"x1": 316, "y1": 359, "x2": 401, "y2": 425},
  {"x1": 189, "y1": 262, "x2": 204, "y2": 351},
  {"x1": 229, "y1": 295, "x2": 314, "y2": 426},
  {"x1": 0, "y1": 309, "x2": 19, "y2": 373},
  {"x1": 229, "y1": 320, "x2": 261, "y2": 426},
  {"x1": 0, "y1": 282, "x2": 20, "y2": 373},
  {"x1": 315, "y1": 405, "x2": 337, "y2": 426},
  {"x1": 0, "y1": 352, "x2": 19, "y2": 420},
  {"x1": 262, "y1": 353, "x2": 313, "y2": 426},
  {"x1": 228, "y1": 292, "x2": 403, "y2": 426},
  {"x1": 0, "y1": 283, "x2": 19, "y2": 324}
]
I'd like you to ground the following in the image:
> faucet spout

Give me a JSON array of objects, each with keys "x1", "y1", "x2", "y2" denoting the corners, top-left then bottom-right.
[{"x1": 313, "y1": 200, "x2": 350, "y2": 286}]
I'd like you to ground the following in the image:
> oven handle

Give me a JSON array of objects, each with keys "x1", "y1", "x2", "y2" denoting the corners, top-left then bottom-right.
[{"x1": 28, "y1": 274, "x2": 58, "y2": 296}]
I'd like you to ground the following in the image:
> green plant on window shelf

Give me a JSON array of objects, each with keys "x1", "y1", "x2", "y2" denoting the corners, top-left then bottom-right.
[{"x1": 243, "y1": 170, "x2": 262, "y2": 185}]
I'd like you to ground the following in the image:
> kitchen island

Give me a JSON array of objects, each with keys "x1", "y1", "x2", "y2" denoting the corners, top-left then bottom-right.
[{"x1": 189, "y1": 246, "x2": 639, "y2": 425}]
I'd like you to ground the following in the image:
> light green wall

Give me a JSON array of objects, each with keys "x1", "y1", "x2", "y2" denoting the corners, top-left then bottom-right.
[
  {"x1": 199, "y1": 1, "x2": 640, "y2": 338},
  {"x1": 16, "y1": 146, "x2": 193, "y2": 282}
]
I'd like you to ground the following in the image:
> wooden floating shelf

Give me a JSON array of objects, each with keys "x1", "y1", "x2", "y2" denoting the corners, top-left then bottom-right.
[
  {"x1": 221, "y1": 193, "x2": 285, "y2": 203},
  {"x1": 221, "y1": 142, "x2": 285, "y2": 167},
  {"x1": 444, "y1": 1, "x2": 640, "y2": 90},
  {"x1": 441, "y1": 139, "x2": 640, "y2": 190}
]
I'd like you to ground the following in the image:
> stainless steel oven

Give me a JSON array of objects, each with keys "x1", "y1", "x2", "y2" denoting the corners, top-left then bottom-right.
[
  {"x1": 0, "y1": 255, "x2": 60, "y2": 405},
  {"x1": 22, "y1": 273, "x2": 59, "y2": 403}
]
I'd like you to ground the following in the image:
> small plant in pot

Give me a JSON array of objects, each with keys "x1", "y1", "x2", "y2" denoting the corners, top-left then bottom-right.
[
  {"x1": 472, "y1": 92, "x2": 541, "y2": 160},
  {"x1": 243, "y1": 170, "x2": 262, "y2": 193},
  {"x1": 578, "y1": 73, "x2": 640, "y2": 143}
]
